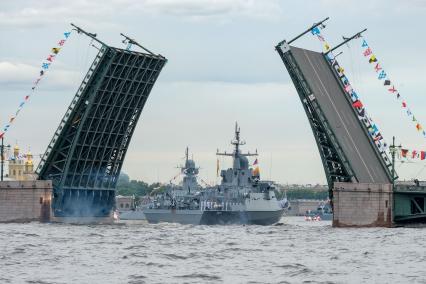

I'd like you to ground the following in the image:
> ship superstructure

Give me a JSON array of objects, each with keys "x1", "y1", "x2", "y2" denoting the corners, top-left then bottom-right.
[{"x1": 143, "y1": 124, "x2": 284, "y2": 225}]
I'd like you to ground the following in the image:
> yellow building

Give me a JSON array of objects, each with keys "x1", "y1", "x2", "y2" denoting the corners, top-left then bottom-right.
[{"x1": 8, "y1": 145, "x2": 35, "y2": 181}]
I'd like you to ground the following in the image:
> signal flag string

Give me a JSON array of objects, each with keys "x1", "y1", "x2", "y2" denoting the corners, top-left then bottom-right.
[
  {"x1": 359, "y1": 38, "x2": 426, "y2": 141},
  {"x1": 0, "y1": 30, "x2": 72, "y2": 139},
  {"x1": 310, "y1": 26, "x2": 392, "y2": 167},
  {"x1": 398, "y1": 148, "x2": 426, "y2": 161}
]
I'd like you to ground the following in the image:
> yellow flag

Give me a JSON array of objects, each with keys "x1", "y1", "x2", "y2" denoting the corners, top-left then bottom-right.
[
  {"x1": 52, "y1": 47, "x2": 61, "y2": 54},
  {"x1": 324, "y1": 43, "x2": 330, "y2": 51},
  {"x1": 253, "y1": 166, "x2": 260, "y2": 177}
]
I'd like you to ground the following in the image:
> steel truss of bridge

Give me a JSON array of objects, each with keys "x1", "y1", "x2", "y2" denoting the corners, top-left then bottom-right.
[{"x1": 37, "y1": 28, "x2": 167, "y2": 217}]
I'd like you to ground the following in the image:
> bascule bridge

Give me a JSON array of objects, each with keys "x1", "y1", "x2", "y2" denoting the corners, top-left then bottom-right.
[
  {"x1": 275, "y1": 18, "x2": 426, "y2": 225},
  {"x1": 37, "y1": 25, "x2": 167, "y2": 217}
]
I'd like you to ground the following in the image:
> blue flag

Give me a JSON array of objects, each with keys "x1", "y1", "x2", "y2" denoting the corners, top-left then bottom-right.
[
  {"x1": 311, "y1": 27, "x2": 320, "y2": 35},
  {"x1": 361, "y1": 39, "x2": 368, "y2": 47},
  {"x1": 378, "y1": 70, "x2": 386, "y2": 80}
]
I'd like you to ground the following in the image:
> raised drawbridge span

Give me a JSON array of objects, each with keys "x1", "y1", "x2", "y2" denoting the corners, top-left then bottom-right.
[
  {"x1": 37, "y1": 25, "x2": 167, "y2": 217},
  {"x1": 275, "y1": 21, "x2": 393, "y2": 200},
  {"x1": 275, "y1": 20, "x2": 426, "y2": 224}
]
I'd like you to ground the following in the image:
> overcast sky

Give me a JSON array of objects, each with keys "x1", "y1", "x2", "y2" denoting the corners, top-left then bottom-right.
[{"x1": 1, "y1": 0, "x2": 426, "y2": 185}]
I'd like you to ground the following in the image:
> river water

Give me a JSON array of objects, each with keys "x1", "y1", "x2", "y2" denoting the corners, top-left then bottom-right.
[{"x1": 1, "y1": 217, "x2": 425, "y2": 284}]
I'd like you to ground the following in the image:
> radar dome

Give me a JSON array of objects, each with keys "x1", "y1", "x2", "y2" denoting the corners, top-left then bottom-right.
[{"x1": 239, "y1": 156, "x2": 249, "y2": 169}]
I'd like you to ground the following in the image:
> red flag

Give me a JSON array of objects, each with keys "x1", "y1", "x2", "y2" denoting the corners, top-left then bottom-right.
[
  {"x1": 388, "y1": 86, "x2": 397, "y2": 93},
  {"x1": 363, "y1": 48, "x2": 372, "y2": 56},
  {"x1": 412, "y1": 150, "x2": 418, "y2": 159},
  {"x1": 374, "y1": 134, "x2": 382, "y2": 141},
  {"x1": 253, "y1": 159, "x2": 258, "y2": 166},
  {"x1": 421, "y1": 151, "x2": 426, "y2": 160},
  {"x1": 0, "y1": 132, "x2": 4, "y2": 139},
  {"x1": 47, "y1": 55, "x2": 55, "y2": 62},
  {"x1": 352, "y1": 100, "x2": 363, "y2": 108},
  {"x1": 402, "y1": 101, "x2": 407, "y2": 108},
  {"x1": 344, "y1": 84, "x2": 352, "y2": 93},
  {"x1": 401, "y1": 149, "x2": 408, "y2": 158},
  {"x1": 58, "y1": 39, "x2": 65, "y2": 46},
  {"x1": 374, "y1": 63, "x2": 382, "y2": 72},
  {"x1": 25, "y1": 95, "x2": 29, "y2": 100}
]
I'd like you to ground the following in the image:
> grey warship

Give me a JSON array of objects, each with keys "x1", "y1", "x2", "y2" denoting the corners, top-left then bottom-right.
[
  {"x1": 143, "y1": 124, "x2": 284, "y2": 225},
  {"x1": 143, "y1": 147, "x2": 204, "y2": 224}
]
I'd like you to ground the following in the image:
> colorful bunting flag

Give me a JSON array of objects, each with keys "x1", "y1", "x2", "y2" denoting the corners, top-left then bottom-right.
[
  {"x1": 388, "y1": 86, "x2": 397, "y2": 93},
  {"x1": 311, "y1": 27, "x2": 320, "y2": 35},
  {"x1": 369, "y1": 55, "x2": 377, "y2": 63},
  {"x1": 311, "y1": 27, "x2": 391, "y2": 164},
  {"x1": 352, "y1": 100, "x2": 363, "y2": 108},
  {"x1": 0, "y1": 29, "x2": 72, "y2": 140},
  {"x1": 363, "y1": 48, "x2": 372, "y2": 56},
  {"x1": 397, "y1": 148, "x2": 426, "y2": 161},
  {"x1": 360, "y1": 37, "x2": 426, "y2": 143}
]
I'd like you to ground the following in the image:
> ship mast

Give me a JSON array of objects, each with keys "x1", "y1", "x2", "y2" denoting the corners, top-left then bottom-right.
[{"x1": 217, "y1": 122, "x2": 258, "y2": 172}]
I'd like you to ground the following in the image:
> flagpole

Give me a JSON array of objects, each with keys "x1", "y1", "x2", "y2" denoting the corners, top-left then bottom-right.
[
  {"x1": 1, "y1": 137, "x2": 4, "y2": 181},
  {"x1": 390, "y1": 136, "x2": 401, "y2": 189}
]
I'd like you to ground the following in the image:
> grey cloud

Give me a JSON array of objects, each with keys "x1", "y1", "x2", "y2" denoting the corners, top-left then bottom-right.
[
  {"x1": 0, "y1": 0, "x2": 282, "y2": 29},
  {"x1": 139, "y1": 0, "x2": 282, "y2": 20},
  {"x1": 0, "y1": 61, "x2": 79, "y2": 89}
]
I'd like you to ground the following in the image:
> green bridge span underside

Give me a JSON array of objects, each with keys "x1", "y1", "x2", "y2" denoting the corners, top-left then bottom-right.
[
  {"x1": 394, "y1": 185, "x2": 426, "y2": 222},
  {"x1": 37, "y1": 44, "x2": 166, "y2": 217}
]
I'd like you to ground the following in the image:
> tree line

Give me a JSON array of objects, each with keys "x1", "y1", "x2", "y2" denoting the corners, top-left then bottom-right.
[{"x1": 117, "y1": 173, "x2": 329, "y2": 200}]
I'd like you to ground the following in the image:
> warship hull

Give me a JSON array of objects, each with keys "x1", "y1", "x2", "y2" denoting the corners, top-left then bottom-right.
[
  {"x1": 200, "y1": 209, "x2": 284, "y2": 225},
  {"x1": 144, "y1": 209, "x2": 203, "y2": 224},
  {"x1": 119, "y1": 210, "x2": 146, "y2": 220},
  {"x1": 144, "y1": 209, "x2": 284, "y2": 225}
]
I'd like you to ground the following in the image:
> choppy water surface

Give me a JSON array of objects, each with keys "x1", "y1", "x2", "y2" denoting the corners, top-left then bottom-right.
[{"x1": 1, "y1": 217, "x2": 425, "y2": 284}]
